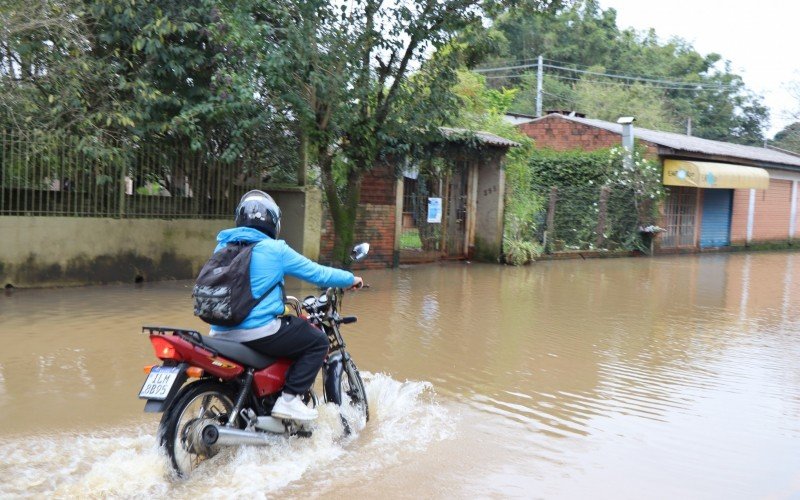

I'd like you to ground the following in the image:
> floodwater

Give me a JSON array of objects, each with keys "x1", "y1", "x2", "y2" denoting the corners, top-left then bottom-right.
[{"x1": 1, "y1": 252, "x2": 800, "y2": 499}]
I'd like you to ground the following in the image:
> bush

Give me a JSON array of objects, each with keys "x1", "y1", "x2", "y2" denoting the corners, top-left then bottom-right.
[
  {"x1": 504, "y1": 238, "x2": 542, "y2": 265},
  {"x1": 529, "y1": 145, "x2": 663, "y2": 252}
]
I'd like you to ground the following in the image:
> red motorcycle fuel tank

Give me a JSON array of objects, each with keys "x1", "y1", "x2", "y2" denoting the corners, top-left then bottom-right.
[{"x1": 252, "y1": 359, "x2": 293, "y2": 397}]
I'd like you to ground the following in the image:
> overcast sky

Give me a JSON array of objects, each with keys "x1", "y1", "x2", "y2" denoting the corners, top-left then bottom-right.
[{"x1": 599, "y1": 0, "x2": 799, "y2": 138}]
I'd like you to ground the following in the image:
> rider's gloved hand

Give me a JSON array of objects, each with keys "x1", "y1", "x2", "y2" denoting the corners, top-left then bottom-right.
[{"x1": 350, "y1": 276, "x2": 364, "y2": 290}]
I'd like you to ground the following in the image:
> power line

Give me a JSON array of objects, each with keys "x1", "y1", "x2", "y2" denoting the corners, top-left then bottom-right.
[
  {"x1": 544, "y1": 64, "x2": 737, "y2": 89},
  {"x1": 475, "y1": 62, "x2": 740, "y2": 90},
  {"x1": 485, "y1": 72, "x2": 734, "y2": 92},
  {"x1": 477, "y1": 56, "x2": 541, "y2": 67},
  {"x1": 541, "y1": 90, "x2": 579, "y2": 104},
  {"x1": 474, "y1": 62, "x2": 541, "y2": 73},
  {"x1": 482, "y1": 55, "x2": 739, "y2": 87},
  {"x1": 543, "y1": 57, "x2": 718, "y2": 81},
  {"x1": 544, "y1": 73, "x2": 732, "y2": 92},
  {"x1": 484, "y1": 56, "x2": 729, "y2": 82},
  {"x1": 486, "y1": 56, "x2": 675, "y2": 74},
  {"x1": 484, "y1": 74, "x2": 531, "y2": 79}
]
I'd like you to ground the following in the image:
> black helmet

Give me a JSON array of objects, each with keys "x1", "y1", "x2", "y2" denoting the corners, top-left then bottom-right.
[{"x1": 234, "y1": 190, "x2": 281, "y2": 238}]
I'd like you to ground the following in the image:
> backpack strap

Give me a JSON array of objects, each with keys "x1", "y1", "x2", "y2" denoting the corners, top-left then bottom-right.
[
  {"x1": 254, "y1": 279, "x2": 284, "y2": 308},
  {"x1": 233, "y1": 240, "x2": 285, "y2": 312}
]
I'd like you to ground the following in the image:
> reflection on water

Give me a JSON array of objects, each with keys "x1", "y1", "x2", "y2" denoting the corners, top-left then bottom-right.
[{"x1": 1, "y1": 253, "x2": 800, "y2": 498}]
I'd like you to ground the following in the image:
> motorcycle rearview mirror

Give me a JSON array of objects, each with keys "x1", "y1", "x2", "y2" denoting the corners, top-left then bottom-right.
[{"x1": 350, "y1": 242, "x2": 370, "y2": 262}]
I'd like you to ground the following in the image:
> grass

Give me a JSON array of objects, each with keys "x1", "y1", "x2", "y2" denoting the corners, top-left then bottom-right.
[{"x1": 399, "y1": 228, "x2": 422, "y2": 249}]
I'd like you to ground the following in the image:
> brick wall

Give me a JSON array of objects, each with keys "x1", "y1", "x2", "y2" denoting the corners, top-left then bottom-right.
[
  {"x1": 359, "y1": 166, "x2": 397, "y2": 205},
  {"x1": 752, "y1": 179, "x2": 793, "y2": 241},
  {"x1": 320, "y1": 166, "x2": 397, "y2": 269},
  {"x1": 730, "y1": 180, "x2": 794, "y2": 244},
  {"x1": 730, "y1": 188, "x2": 750, "y2": 244},
  {"x1": 796, "y1": 183, "x2": 800, "y2": 238},
  {"x1": 517, "y1": 115, "x2": 659, "y2": 156}
]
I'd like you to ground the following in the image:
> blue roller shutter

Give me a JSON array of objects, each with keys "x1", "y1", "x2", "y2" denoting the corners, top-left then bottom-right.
[{"x1": 700, "y1": 189, "x2": 733, "y2": 248}]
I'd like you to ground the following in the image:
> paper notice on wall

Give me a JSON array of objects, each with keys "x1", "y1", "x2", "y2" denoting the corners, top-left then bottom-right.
[{"x1": 427, "y1": 197, "x2": 442, "y2": 223}]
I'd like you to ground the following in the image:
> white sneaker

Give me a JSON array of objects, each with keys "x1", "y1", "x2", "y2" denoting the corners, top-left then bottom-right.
[{"x1": 271, "y1": 395, "x2": 318, "y2": 422}]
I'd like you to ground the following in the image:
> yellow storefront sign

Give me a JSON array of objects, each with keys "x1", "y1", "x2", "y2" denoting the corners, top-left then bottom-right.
[{"x1": 663, "y1": 159, "x2": 769, "y2": 189}]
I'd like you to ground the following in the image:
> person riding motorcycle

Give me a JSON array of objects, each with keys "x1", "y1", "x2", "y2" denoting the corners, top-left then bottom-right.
[{"x1": 208, "y1": 190, "x2": 362, "y2": 422}]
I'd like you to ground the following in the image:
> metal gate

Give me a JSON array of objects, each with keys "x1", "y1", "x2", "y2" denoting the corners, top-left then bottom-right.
[
  {"x1": 399, "y1": 159, "x2": 474, "y2": 261},
  {"x1": 700, "y1": 189, "x2": 733, "y2": 248},
  {"x1": 662, "y1": 186, "x2": 698, "y2": 248},
  {"x1": 444, "y1": 167, "x2": 469, "y2": 257}
]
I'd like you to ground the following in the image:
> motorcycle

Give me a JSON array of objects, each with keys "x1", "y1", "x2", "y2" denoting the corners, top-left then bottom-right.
[{"x1": 138, "y1": 243, "x2": 371, "y2": 477}]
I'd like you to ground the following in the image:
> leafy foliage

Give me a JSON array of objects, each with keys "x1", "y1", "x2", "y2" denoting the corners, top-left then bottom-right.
[
  {"x1": 447, "y1": 71, "x2": 545, "y2": 261},
  {"x1": 484, "y1": 0, "x2": 769, "y2": 144},
  {"x1": 0, "y1": 0, "x2": 120, "y2": 138},
  {"x1": 573, "y1": 79, "x2": 678, "y2": 132},
  {"x1": 1, "y1": 0, "x2": 298, "y2": 169},
  {"x1": 255, "y1": 0, "x2": 557, "y2": 264},
  {"x1": 504, "y1": 239, "x2": 542, "y2": 265},
  {"x1": 527, "y1": 144, "x2": 663, "y2": 251},
  {"x1": 528, "y1": 148, "x2": 613, "y2": 186},
  {"x1": 773, "y1": 122, "x2": 800, "y2": 154},
  {"x1": 1, "y1": 0, "x2": 556, "y2": 262},
  {"x1": 606, "y1": 145, "x2": 665, "y2": 226}
]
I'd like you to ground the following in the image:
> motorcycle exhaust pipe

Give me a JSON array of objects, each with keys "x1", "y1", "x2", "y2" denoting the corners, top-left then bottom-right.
[{"x1": 201, "y1": 425, "x2": 274, "y2": 447}]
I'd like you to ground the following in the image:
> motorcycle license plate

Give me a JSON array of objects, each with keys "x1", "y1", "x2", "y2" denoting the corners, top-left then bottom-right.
[{"x1": 138, "y1": 366, "x2": 181, "y2": 400}]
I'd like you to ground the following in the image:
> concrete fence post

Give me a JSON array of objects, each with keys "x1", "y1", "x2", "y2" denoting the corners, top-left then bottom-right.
[
  {"x1": 393, "y1": 177, "x2": 403, "y2": 267},
  {"x1": 544, "y1": 186, "x2": 558, "y2": 252},
  {"x1": 118, "y1": 142, "x2": 126, "y2": 218},
  {"x1": 595, "y1": 186, "x2": 610, "y2": 248}
]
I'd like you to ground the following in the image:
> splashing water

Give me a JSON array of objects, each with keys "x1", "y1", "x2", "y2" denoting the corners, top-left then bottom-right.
[{"x1": 0, "y1": 374, "x2": 453, "y2": 498}]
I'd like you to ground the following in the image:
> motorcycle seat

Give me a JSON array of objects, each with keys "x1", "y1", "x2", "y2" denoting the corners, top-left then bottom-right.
[{"x1": 201, "y1": 337, "x2": 278, "y2": 370}]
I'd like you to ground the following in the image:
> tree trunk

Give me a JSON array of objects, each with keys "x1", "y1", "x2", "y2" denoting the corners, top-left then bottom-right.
[
  {"x1": 332, "y1": 175, "x2": 360, "y2": 268},
  {"x1": 318, "y1": 146, "x2": 363, "y2": 267},
  {"x1": 297, "y1": 127, "x2": 308, "y2": 186}
]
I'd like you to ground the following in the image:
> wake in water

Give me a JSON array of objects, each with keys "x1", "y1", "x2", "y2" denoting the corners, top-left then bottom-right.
[{"x1": 0, "y1": 373, "x2": 454, "y2": 498}]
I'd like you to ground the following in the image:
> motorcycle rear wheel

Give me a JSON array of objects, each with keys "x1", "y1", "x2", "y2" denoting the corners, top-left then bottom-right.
[{"x1": 158, "y1": 380, "x2": 237, "y2": 477}]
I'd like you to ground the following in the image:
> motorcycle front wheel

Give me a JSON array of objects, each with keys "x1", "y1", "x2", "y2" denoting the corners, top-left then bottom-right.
[
  {"x1": 339, "y1": 359, "x2": 369, "y2": 433},
  {"x1": 158, "y1": 380, "x2": 237, "y2": 477}
]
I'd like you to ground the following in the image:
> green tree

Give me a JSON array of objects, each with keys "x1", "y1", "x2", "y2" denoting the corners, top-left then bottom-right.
[
  {"x1": 448, "y1": 70, "x2": 542, "y2": 262},
  {"x1": 483, "y1": 0, "x2": 769, "y2": 144},
  {"x1": 787, "y1": 80, "x2": 800, "y2": 121},
  {"x1": 84, "y1": 0, "x2": 283, "y2": 154},
  {"x1": 573, "y1": 75, "x2": 678, "y2": 131},
  {"x1": 259, "y1": 0, "x2": 557, "y2": 265},
  {"x1": 773, "y1": 122, "x2": 800, "y2": 154},
  {"x1": 1, "y1": 0, "x2": 300, "y2": 194},
  {"x1": 0, "y1": 0, "x2": 123, "y2": 138}
]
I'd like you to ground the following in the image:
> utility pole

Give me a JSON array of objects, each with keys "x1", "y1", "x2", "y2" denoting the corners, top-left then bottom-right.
[
  {"x1": 536, "y1": 55, "x2": 543, "y2": 118},
  {"x1": 617, "y1": 116, "x2": 635, "y2": 171},
  {"x1": 686, "y1": 117, "x2": 692, "y2": 136}
]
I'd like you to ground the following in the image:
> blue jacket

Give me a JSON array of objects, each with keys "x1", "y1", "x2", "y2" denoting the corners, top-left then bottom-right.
[{"x1": 209, "y1": 227, "x2": 354, "y2": 332}]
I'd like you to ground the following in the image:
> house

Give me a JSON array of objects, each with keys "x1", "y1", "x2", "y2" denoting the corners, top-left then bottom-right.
[
  {"x1": 320, "y1": 128, "x2": 518, "y2": 268},
  {"x1": 514, "y1": 112, "x2": 800, "y2": 252}
]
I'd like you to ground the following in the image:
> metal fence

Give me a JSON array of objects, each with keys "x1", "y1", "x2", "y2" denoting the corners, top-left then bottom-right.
[
  {"x1": 0, "y1": 130, "x2": 268, "y2": 218},
  {"x1": 535, "y1": 184, "x2": 641, "y2": 252}
]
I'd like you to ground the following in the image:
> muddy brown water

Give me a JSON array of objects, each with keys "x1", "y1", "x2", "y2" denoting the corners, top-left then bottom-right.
[{"x1": 1, "y1": 253, "x2": 800, "y2": 498}]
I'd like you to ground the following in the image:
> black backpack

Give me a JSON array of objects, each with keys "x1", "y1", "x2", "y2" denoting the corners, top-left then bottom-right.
[{"x1": 192, "y1": 242, "x2": 282, "y2": 326}]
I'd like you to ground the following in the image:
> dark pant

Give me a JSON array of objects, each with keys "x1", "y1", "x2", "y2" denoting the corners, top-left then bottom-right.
[{"x1": 244, "y1": 316, "x2": 329, "y2": 395}]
